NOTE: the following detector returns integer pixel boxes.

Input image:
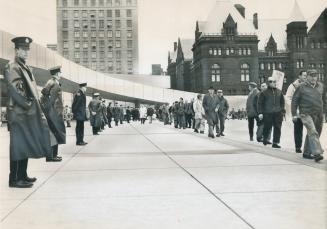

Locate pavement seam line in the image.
[129,123,256,229]
[1,136,97,223]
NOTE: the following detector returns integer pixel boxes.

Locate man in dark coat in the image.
[5,36,52,188]
[258,77,285,148]
[126,106,131,123]
[246,82,260,141]
[203,86,219,138]
[216,90,229,137]
[88,93,102,135]
[41,66,66,162]
[106,102,113,128]
[112,103,121,126]
[176,98,186,129]
[72,82,88,145]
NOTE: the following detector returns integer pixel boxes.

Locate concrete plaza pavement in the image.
[0,119,326,229]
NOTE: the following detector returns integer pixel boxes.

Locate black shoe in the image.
[46,157,62,162]
[266,141,272,145]
[314,155,323,162]
[56,155,62,159]
[200,131,204,134]
[9,180,33,188]
[250,137,254,141]
[216,134,220,137]
[295,148,302,153]
[220,133,225,136]
[208,134,215,138]
[24,176,37,183]
[272,144,281,148]
[194,129,199,133]
[303,154,314,159]
[77,142,88,146]
[257,138,263,142]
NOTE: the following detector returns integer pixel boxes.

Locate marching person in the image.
[100,99,107,131]
[63,105,72,127]
[72,82,88,145]
[119,105,124,124]
[193,94,205,134]
[246,82,260,141]
[41,66,66,162]
[176,98,186,129]
[203,86,219,138]
[286,70,307,153]
[88,93,102,135]
[126,106,131,123]
[147,105,155,124]
[106,102,113,128]
[139,105,147,124]
[172,101,179,128]
[258,77,285,148]
[185,100,193,128]
[216,90,229,137]
[5,36,52,188]
[112,103,120,126]
[291,69,326,162]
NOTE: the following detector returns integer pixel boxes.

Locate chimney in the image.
[234,4,245,18]
[253,13,258,29]
[174,42,177,51]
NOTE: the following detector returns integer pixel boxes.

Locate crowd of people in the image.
[3,36,326,189]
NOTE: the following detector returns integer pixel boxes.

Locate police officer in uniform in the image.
[5,37,52,188]
[72,82,88,145]
[88,93,102,135]
[41,66,66,162]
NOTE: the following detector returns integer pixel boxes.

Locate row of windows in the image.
[210,63,250,82]
[71,50,133,59]
[65,30,133,38]
[308,63,325,69]
[310,41,327,49]
[63,40,133,49]
[260,62,285,70]
[63,9,133,18]
[62,0,135,7]
[63,19,133,28]
[78,62,134,72]
[208,47,252,56]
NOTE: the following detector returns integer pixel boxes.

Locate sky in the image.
[0,0,326,74]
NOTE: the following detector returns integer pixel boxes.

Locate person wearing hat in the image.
[100,99,108,131]
[40,66,66,162]
[203,86,219,138]
[286,70,307,153]
[88,93,102,135]
[246,82,260,141]
[258,77,285,148]
[216,89,229,137]
[291,69,326,162]
[112,102,121,126]
[72,82,88,145]
[4,36,52,188]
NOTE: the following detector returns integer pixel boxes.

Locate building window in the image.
[115,10,120,17]
[74,41,80,48]
[209,48,213,55]
[296,59,304,68]
[106,0,112,6]
[74,10,79,18]
[63,41,69,49]
[272,63,276,70]
[238,48,242,55]
[218,48,222,55]
[107,20,113,28]
[62,31,68,39]
[91,41,96,48]
[74,0,79,6]
[127,40,132,48]
[115,0,120,6]
[91,51,97,59]
[82,11,87,18]
[128,61,133,69]
[91,62,97,70]
[82,0,88,6]
[127,30,132,38]
[226,48,230,56]
[91,31,96,37]
[108,40,113,48]
[311,42,315,49]
[230,47,234,54]
[127,20,132,27]
[63,51,68,58]
[99,40,105,47]
[99,20,104,28]
[115,40,121,48]
[116,61,121,68]
[127,50,132,58]
[247,48,251,55]
[115,20,121,28]
[241,63,250,82]
[83,51,88,58]
[100,51,105,59]
[74,31,80,38]
[126,9,132,17]
[116,50,121,59]
[82,20,88,28]
[99,31,104,38]
[83,42,88,48]
[108,51,113,58]
[91,0,96,6]
[211,64,221,82]
[99,0,104,6]
[107,10,112,17]
[91,20,96,28]
[115,30,121,38]
[82,31,88,38]
[278,63,282,69]
[74,51,80,59]
[63,20,68,28]
[242,48,247,55]
[99,10,104,17]
[267,63,271,70]
[260,63,264,70]
[63,0,68,6]
[107,30,113,38]
[108,61,113,70]
[127,0,132,5]
[317,42,321,49]
[74,20,80,28]
[63,10,68,18]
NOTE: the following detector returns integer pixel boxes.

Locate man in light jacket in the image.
[193,94,205,134]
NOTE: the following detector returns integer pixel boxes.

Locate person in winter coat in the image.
[88,93,102,135]
[147,106,155,124]
[216,90,229,137]
[106,102,113,128]
[139,105,147,124]
[112,103,121,126]
[246,82,260,141]
[193,94,205,134]
[203,86,219,138]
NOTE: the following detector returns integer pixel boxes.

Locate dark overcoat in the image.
[112,107,121,121]
[72,89,87,121]
[4,57,52,161]
[88,99,102,127]
[202,93,219,126]
[40,78,66,144]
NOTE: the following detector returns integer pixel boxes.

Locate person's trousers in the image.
[208,125,214,137]
[141,118,146,124]
[47,145,58,159]
[92,126,99,135]
[177,114,185,128]
[263,112,283,144]
[75,121,85,144]
[300,113,324,156]
[257,120,272,141]
[194,118,205,132]
[9,158,28,182]
[148,116,153,124]
[216,113,226,134]
[115,120,119,126]
[293,118,303,149]
[173,115,178,128]
[248,116,259,139]
[185,114,192,128]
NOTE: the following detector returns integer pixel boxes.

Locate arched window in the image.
[240,63,250,82]
[211,64,221,82]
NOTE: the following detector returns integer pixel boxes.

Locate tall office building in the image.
[56,0,139,74]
